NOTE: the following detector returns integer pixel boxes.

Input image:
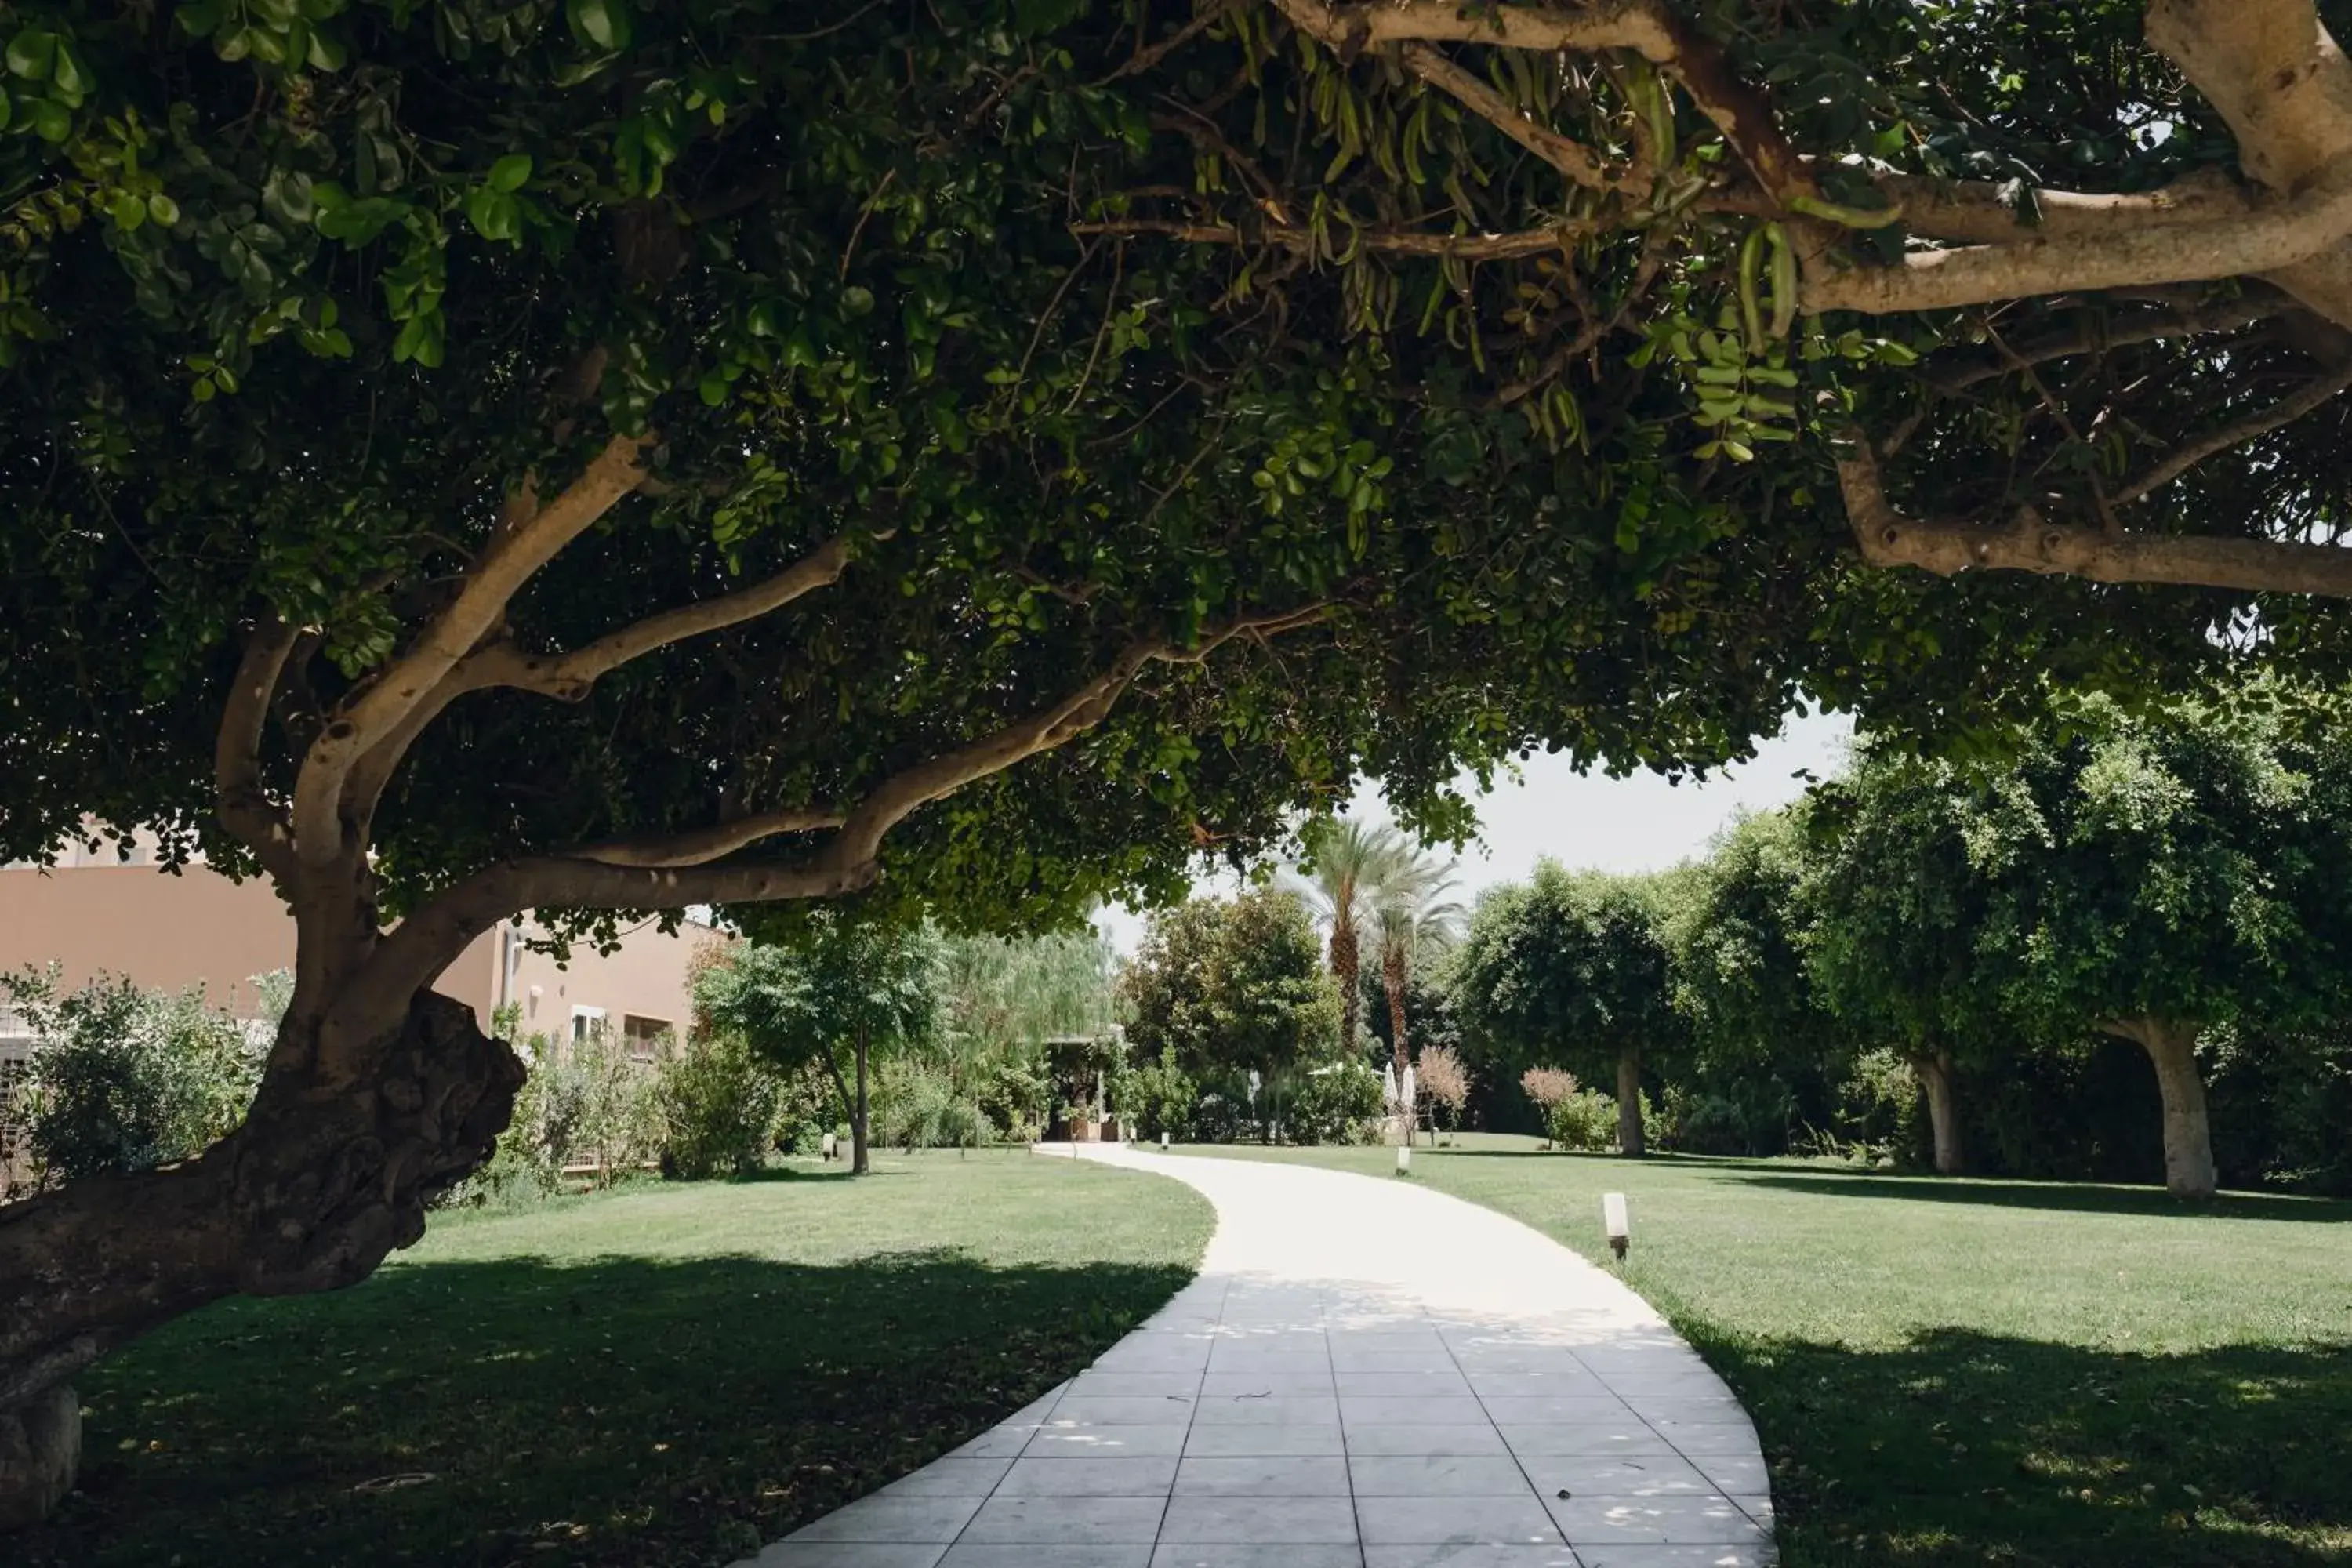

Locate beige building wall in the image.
[0,857,717,1042]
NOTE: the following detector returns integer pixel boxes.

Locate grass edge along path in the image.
[15,1148,1213,1568]
[1172,1137,2352,1568]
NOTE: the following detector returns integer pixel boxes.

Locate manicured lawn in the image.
[1179,1137,2352,1568]
[16,1149,1211,1568]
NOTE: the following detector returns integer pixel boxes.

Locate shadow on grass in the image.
[1697,1327,2352,1568]
[14,1250,1188,1568]
[1730,1171,2352,1224]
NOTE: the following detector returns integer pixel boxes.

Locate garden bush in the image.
[1544,1088,1620,1152]
[2,969,262,1186]
[1287,1059,1384,1145]
[1113,1049,1196,1142]
[653,1029,780,1179]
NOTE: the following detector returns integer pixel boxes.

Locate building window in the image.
[569,1005,606,1047]
[622,1014,670,1062]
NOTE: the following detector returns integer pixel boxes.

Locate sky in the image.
[1094,706,1854,953]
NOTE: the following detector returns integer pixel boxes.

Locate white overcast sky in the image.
[1094,705,1853,953]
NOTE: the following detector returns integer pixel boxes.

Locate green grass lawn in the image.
[1179,1136,2352,1568]
[16,1149,1211,1568]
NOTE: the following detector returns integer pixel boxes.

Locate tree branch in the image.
[1268,0,1678,58]
[572,809,848,868]
[2111,359,2352,506]
[1804,163,2352,317]
[334,531,853,847]
[213,617,301,879]
[1926,296,2285,394]
[1837,440,2352,596]
[291,433,648,864]
[1395,42,1627,193]
[354,601,1329,1014]
[1071,217,1589,260]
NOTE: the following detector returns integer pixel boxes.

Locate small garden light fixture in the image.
[1396,1144,1412,1175]
[1602,1192,1630,1260]
[1160,1131,1169,1150]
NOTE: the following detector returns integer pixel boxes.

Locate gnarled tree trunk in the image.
[1616,1046,1646,1157]
[2106,1018,2217,1200]
[0,989,521,1524]
[1909,1049,1965,1174]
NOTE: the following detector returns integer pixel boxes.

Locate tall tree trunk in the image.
[1616,1046,1646,1157]
[2110,1018,2217,1200]
[1910,1050,1965,1174]
[1382,946,1411,1138]
[852,1023,871,1176]
[1331,912,1360,1060]
[0,989,521,1524]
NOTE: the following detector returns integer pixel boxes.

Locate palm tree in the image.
[1370,849,1464,1094]
[1293,818,1407,1060]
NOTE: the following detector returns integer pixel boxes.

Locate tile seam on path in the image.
[1330,1286,1370,1568]
[1439,1302,1583,1565]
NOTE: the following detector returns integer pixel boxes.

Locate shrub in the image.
[2,969,261,1186]
[1544,1088,1618,1152]
[654,1030,781,1179]
[1115,1050,1197,1142]
[872,1058,987,1150]
[1287,1060,1384,1145]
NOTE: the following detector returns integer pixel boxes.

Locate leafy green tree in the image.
[1663,809,1856,1152]
[1,3,1842,1450]
[16,0,2352,1511]
[1119,888,1336,1134]
[1450,863,1681,1156]
[692,914,944,1175]
[1798,747,2008,1174]
[1963,695,2352,1199]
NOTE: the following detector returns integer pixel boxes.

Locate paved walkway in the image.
[740,1144,1776,1568]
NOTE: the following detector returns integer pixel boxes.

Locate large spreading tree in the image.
[12,0,2352,1526]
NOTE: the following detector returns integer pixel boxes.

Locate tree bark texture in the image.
[1616,1046,1646,1157]
[1911,1050,1966,1174]
[852,1024,871,1176]
[1330,916,1360,1061]
[0,991,520,1521]
[2111,1018,2219,1200]
[1383,949,1410,1099]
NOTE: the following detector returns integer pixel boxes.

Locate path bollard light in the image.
[1602,1192,1630,1260]
[820,1132,837,1162]
[1160,1131,1170,1150]
[1396,1144,1412,1175]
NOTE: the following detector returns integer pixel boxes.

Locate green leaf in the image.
[110,192,147,231]
[488,154,533,193]
[566,0,633,53]
[840,285,875,318]
[5,31,56,82]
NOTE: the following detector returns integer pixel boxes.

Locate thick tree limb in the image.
[1267,0,1676,58]
[1072,217,1588,260]
[1838,441,2352,596]
[1804,163,2352,317]
[572,809,848,868]
[334,532,854,843]
[214,618,302,879]
[290,434,648,864]
[2111,361,2352,506]
[355,602,1329,1014]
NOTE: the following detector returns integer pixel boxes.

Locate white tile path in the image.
[735,1143,1777,1568]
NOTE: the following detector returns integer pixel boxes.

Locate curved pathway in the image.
[741,1145,1776,1568]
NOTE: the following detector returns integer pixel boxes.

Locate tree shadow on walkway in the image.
[14,1250,1188,1568]
[1695,1325,2352,1568]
